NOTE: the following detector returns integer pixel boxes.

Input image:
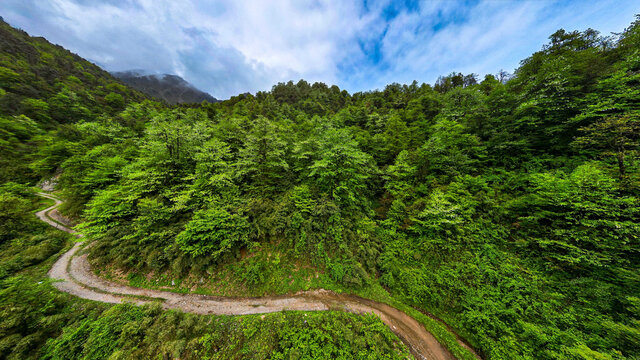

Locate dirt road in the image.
[38,192,474,360]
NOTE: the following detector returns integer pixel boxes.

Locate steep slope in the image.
[112,70,218,104]
[0,18,147,123]
[0,18,150,183]
[37,192,461,360]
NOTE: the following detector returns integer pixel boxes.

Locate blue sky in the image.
[1,0,639,99]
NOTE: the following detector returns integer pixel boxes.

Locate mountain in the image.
[0,18,148,182]
[0,18,147,124]
[112,70,218,104]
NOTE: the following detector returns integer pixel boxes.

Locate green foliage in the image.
[104,92,125,111]
[21,98,51,123]
[309,128,375,211]
[41,307,410,360]
[176,204,249,258]
[0,188,80,360]
[237,116,290,194]
[0,185,68,278]
[574,114,639,178]
[0,184,33,242]
[0,277,73,360]
[0,196,409,360]
[520,163,639,271]
[269,311,409,359]
[0,115,43,182]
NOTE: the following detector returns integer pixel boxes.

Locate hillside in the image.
[1,13,640,360]
[0,17,151,184]
[0,19,146,120]
[112,70,218,104]
[0,20,417,360]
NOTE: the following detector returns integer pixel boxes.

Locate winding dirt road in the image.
[38,192,472,360]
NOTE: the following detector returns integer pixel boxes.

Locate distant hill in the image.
[112,70,218,104]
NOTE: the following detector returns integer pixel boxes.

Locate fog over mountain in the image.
[112,70,218,104]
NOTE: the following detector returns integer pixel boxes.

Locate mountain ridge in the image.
[112,70,218,105]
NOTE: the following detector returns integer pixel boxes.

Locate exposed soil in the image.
[48,208,75,227]
[38,192,477,360]
[36,193,81,235]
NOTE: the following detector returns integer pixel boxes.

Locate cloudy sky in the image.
[1,0,638,99]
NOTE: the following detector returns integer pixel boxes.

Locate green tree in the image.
[309,129,375,211]
[574,115,640,178]
[521,163,640,272]
[417,118,484,181]
[48,88,91,123]
[20,98,51,123]
[236,116,290,194]
[176,204,249,259]
[104,92,125,111]
[0,188,32,242]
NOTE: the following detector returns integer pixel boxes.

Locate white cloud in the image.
[342,0,640,92]
[1,0,389,98]
[1,0,638,98]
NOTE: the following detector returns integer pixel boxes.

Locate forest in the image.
[1,13,639,360]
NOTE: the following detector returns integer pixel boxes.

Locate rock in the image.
[40,178,58,191]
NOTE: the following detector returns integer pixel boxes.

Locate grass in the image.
[33,192,55,212]
[94,241,342,297]
[90,240,479,360]
[4,193,415,359]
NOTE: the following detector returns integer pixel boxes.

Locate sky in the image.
[1,0,639,99]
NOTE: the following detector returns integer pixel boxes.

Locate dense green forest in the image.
[1,13,640,360]
[0,183,410,360]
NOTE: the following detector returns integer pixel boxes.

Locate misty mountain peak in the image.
[112,71,218,104]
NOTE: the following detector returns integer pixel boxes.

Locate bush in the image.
[176,205,249,259]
